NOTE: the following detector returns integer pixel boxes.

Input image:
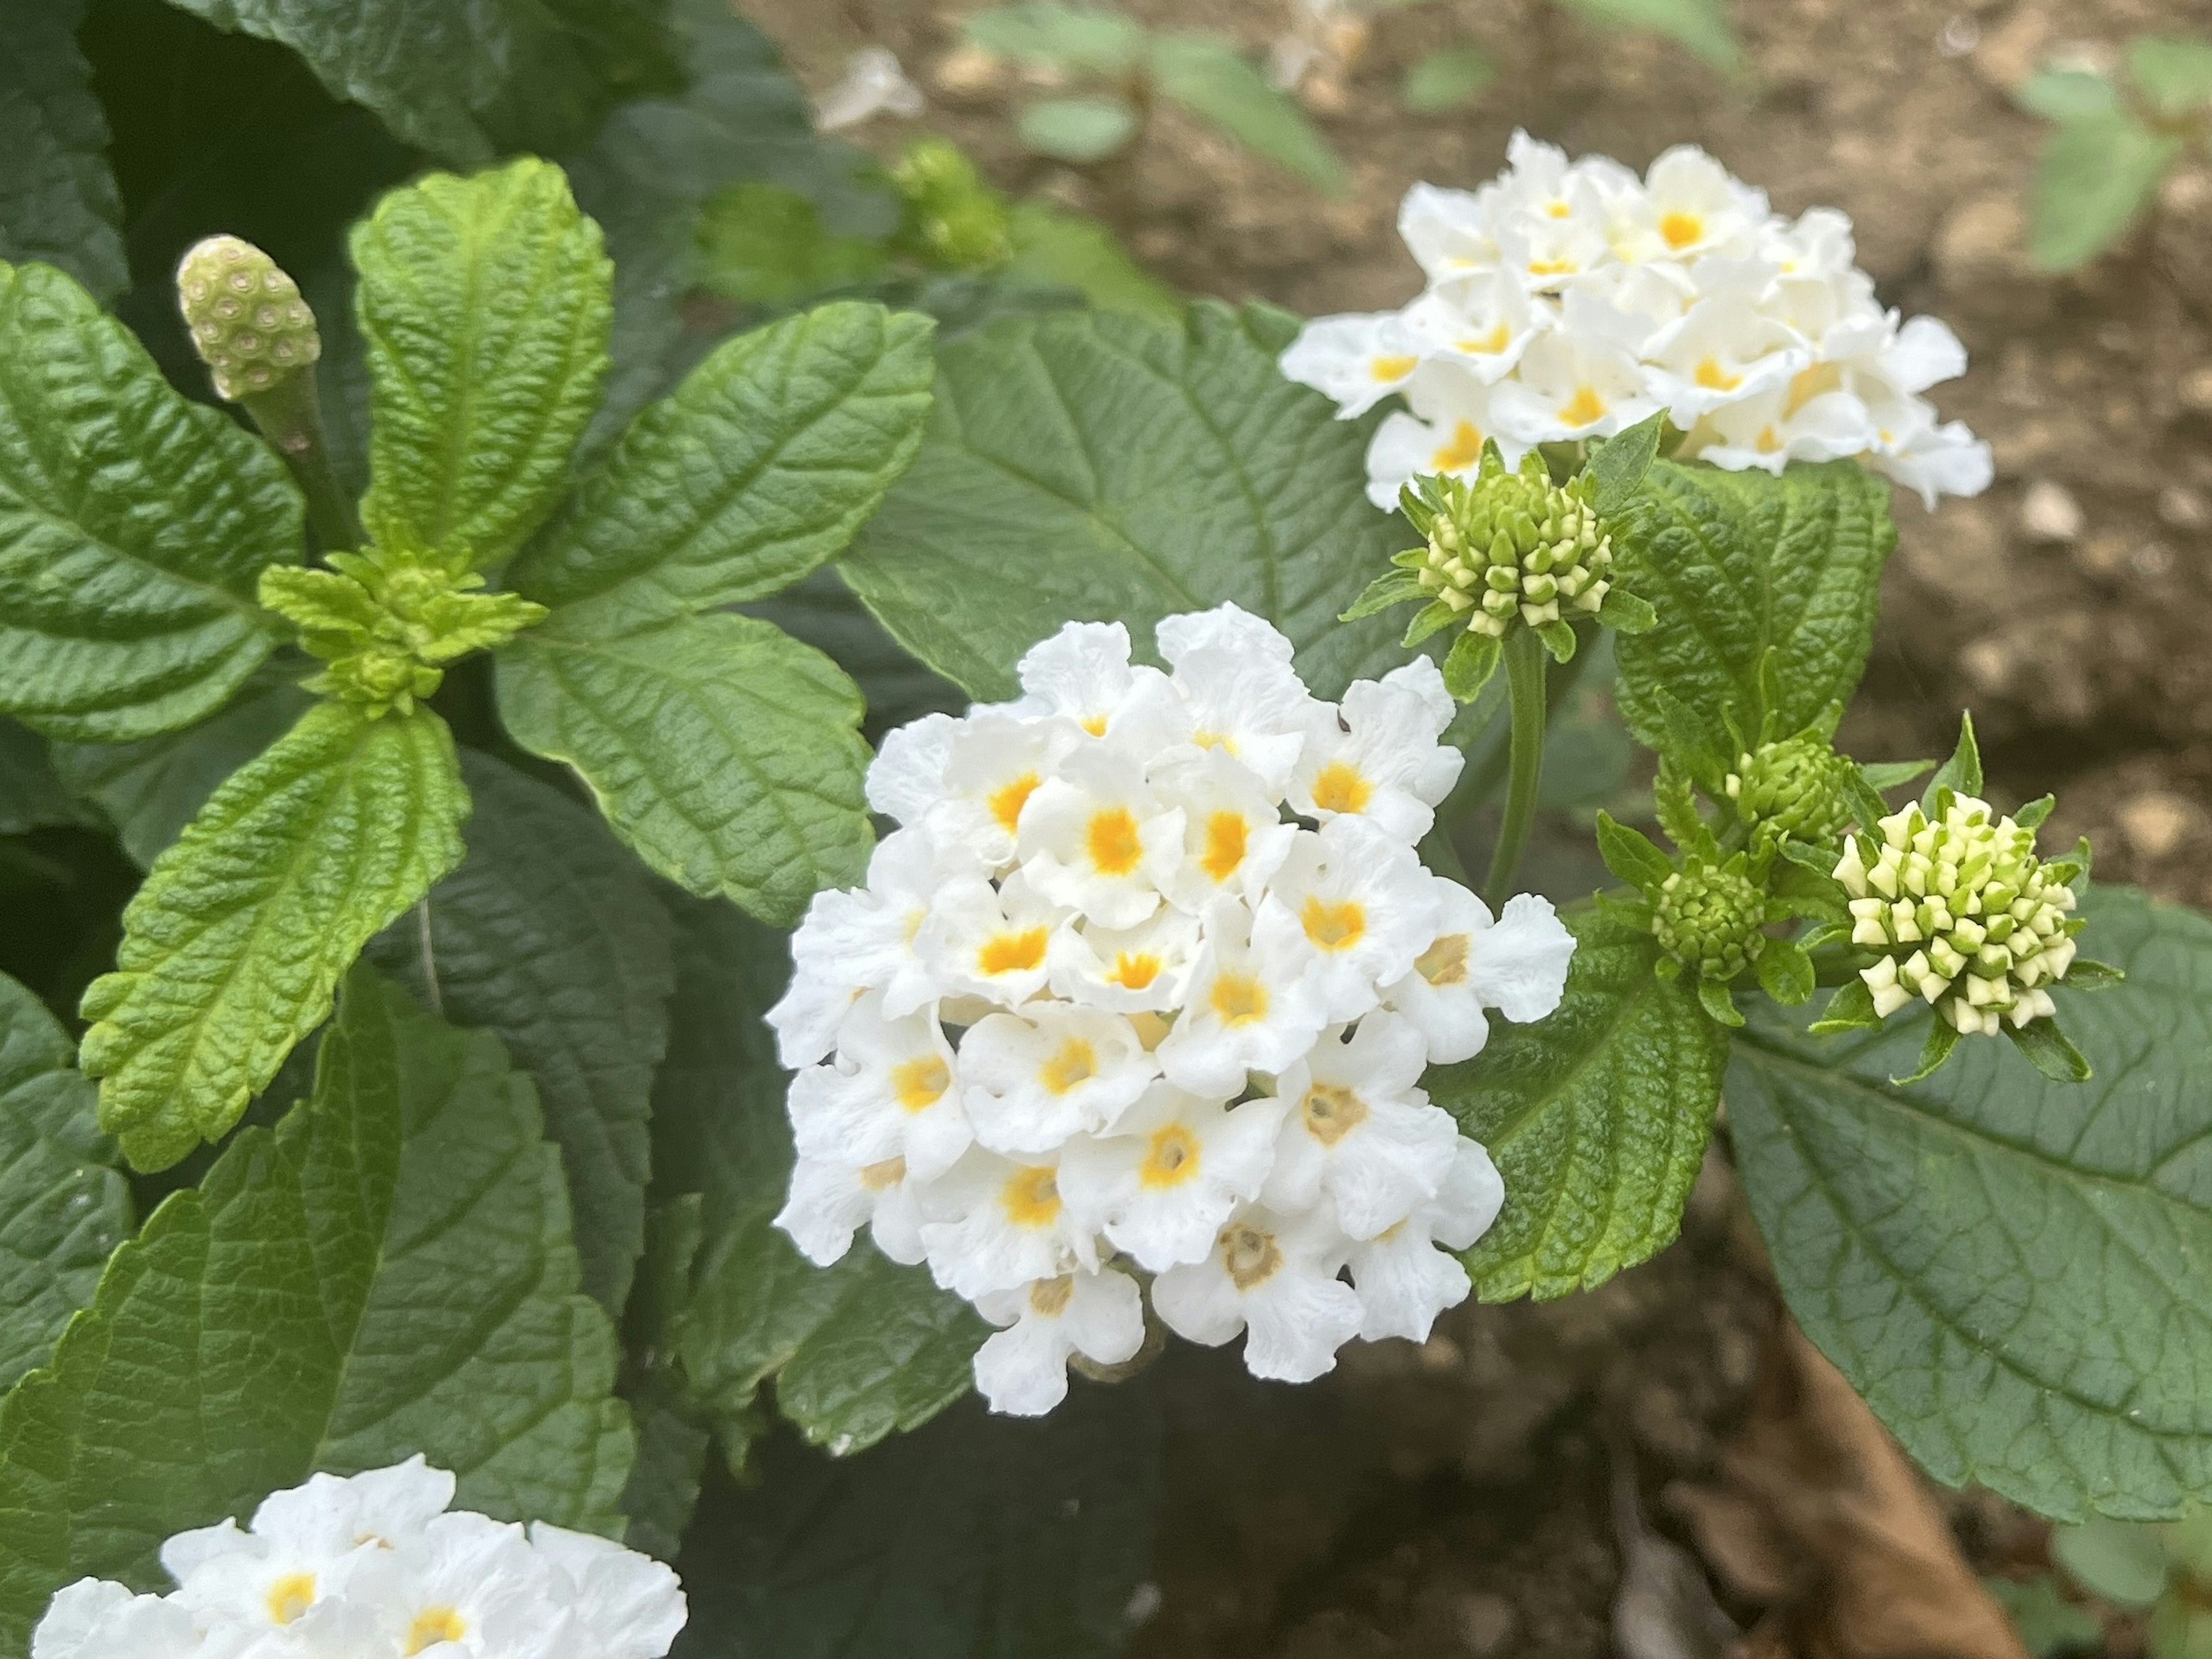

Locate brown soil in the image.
[741,2,2209,1651]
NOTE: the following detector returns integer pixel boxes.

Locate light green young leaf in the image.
[841,301,1417,702]
[161,0,681,165]
[2031,112,2179,272]
[653,897,986,1459]
[0,969,633,1652]
[1402,46,1496,113]
[2128,36,2212,118]
[0,0,127,304]
[677,1388,1160,1659]
[353,158,613,569]
[507,301,935,628]
[692,181,891,308]
[1559,0,1743,74]
[2052,1515,2170,1609]
[1610,459,1895,767]
[50,673,311,868]
[2013,67,2121,121]
[1151,32,1350,194]
[0,718,96,836]
[498,613,872,929]
[365,751,673,1313]
[0,262,301,742]
[1018,96,1141,164]
[1729,887,2212,1521]
[1426,902,1728,1299]
[1005,200,1182,324]
[77,701,469,1171]
[963,3,1147,73]
[1983,1573,2105,1658]
[0,971,129,1394]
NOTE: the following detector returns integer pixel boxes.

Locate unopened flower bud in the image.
[1408,445,1615,642]
[176,236,322,403]
[1724,735,1857,848]
[1653,855,1766,982]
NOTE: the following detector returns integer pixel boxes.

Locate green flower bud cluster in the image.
[1408,447,1612,640]
[893,139,1012,271]
[1836,795,2081,1036]
[258,544,547,718]
[1725,735,1857,848]
[176,236,321,402]
[1652,854,1767,982]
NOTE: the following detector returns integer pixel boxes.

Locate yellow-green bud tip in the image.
[176,236,321,403]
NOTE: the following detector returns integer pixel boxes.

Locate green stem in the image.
[241,367,359,552]
[1483,627,1548,908]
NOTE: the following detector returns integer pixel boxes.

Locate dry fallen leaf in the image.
[1666,1321,2034,1659]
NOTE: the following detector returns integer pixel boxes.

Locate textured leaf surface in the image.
[1427,902,1728,1299]
[840,301,1412,702]
[0,971,128,1395]
[653,899,985,1459]
[673,1387,1160,1659]
[499,613,872,929]
[353,159,613,569]
[509,302,934,627]
[161,0,681,166]
[745,567,965,739]
[0,262,300,741]
[0,0,126,304]
[50,673,310,868]
[1729,887,2212,1521]
[366,751,674,1313]
[0,719,94,836]
[1609,459,1895,759]
[0,970,633,1653]
[77,702,468,1171]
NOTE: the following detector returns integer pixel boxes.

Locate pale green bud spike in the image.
[177,236,322,402]
[1652,855,1767,982]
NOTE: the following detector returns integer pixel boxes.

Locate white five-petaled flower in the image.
[767,605,1578,1414]
[1283,130,1991,511]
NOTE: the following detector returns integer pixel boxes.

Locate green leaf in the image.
[1983,1573,2105,1657]
[1610,459,1895,766]
[2008,1017,2093,1084]
[1592,413,1666,520]
[653,897,986,1457]
[77,701,469,1171]
[1426,902,1729,1300]
[840,301,1420,702]
[744,567,965,738]
[1861,758,1934,793]
[1017,96,1140,165]
[1806,975,1882,1034]
[498,612,872,929]
[2129,36,2212,118]
[1923,709,1983,808]
[0,261,301,742]
[0,970,128,1393]
[1402,45,1496,113]
[1596,587,1658,634]
[49,672,311,868]
[353,158,613,570]
[509,302,935,628]
[1005,200,1181,324]
[365,751,674,1313]
[1343,569,1427,621]
[0,0,126,304]
[1894,1014,1961,1085]
[964,3,1148,73]
[693,181,890,308]
[161,0,682,165]
[1594,812,1673,895]
[1696,974,1744,1027]
[2052,1515,2171,1609]
[1756,937,1815,1006]
[2013,67,2122,122]
[0,718,94,836]
[1728,887,2212,1521]
[1151,32,1349,194]
[2031,112,2179,272]
[1559,0,1743,74]
[0,969,632,1650]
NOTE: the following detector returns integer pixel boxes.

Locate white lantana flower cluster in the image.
[770,605,1577,1415]
[31,1460,685,1659]
[1282,131,1993,513]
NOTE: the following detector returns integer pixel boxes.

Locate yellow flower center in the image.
[1370,353,1419,382]
[1557,385,1609,427]
[1086,806,1143,876]
[1200,810,1248,882]
[1080,713,1109,736]
[1755,425,1783,454]
[1301,896,1367,952]
[1309,760,1373,816]
[1414,933,1471,987]
[978,927,1048,976]
[1528,256,1577,276]
[988,772,1040,834]
[1002,1165,1062,1228]
[1039,1039,1097,1094]
[406,1609,467,1655]
[1140,1124,1202,1188]
[1301,1082,1370,1146]
[1192,729,1237,753]
[1785,363,1840,417]
[1108,951,1162,990]
[1459,323,1512,355]
[1222,1224,1283,1289]
[892,1054,949,1113]
[1659,210,1705,249]
[1692,355,1741,392]
[266,1574,316,1627]
[1430,420,1484,473]
[1209,972,1269,1027]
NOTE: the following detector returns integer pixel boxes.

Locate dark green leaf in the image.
[1806,975,1882,1034]
[0,718,95,836]
[2030,112,2178,272]
[963,3,1147,73]
[1340,569,1426,621]
[1923,710,1983,808]
[1729,887,2212,1520]
[1893,1015,1961,1085]
[0,969,128,1393]
[2065,958,2128,990]
[744,567,965,740]
[1017,96,1140,165]
[365,751,675,1312]
[1596,810,1673,894]
[1401,45,1496,113]
[1151,32,1349,194]
[1756,937,1815,1006]
[1427,902,1728,1299]
[1611,459,1895,766]
[77,702,469,1170]
[0,262,300,741]
[2007,1017,2092,1083]
[842,301,1420,701]
[0,0,126,304]
[0,969,632,1652]
[352,158,613,569]
[1983,1571,2106,1657]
